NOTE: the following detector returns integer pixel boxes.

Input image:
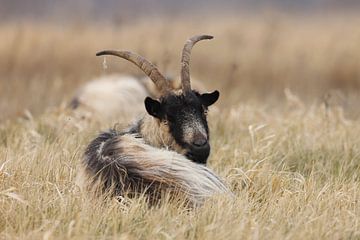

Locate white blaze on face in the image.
[182,111,207,144]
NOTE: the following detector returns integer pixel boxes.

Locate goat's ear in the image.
[200,90,219,107]
[145,97,163,119]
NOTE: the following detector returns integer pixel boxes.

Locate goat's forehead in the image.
[166,101,202,117]
[161,91,201,108]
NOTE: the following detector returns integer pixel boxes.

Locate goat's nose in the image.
[192,136,208,147]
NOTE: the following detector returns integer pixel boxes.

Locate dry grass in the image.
[1,14,360,239]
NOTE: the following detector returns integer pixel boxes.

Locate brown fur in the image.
[139,114,187,156]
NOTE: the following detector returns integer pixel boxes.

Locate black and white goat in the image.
[80,35,230,206]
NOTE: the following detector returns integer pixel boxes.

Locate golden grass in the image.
[1,101,359,239]
[1,14,360,239]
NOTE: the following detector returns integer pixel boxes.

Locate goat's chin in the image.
[186,150,209,165]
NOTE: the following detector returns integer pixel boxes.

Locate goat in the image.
[80,35,230,206]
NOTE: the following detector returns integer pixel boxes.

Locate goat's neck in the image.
[138,115,174,149]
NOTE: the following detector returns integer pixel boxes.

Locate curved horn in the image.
[96,50,170,94]
[181,35,214,93]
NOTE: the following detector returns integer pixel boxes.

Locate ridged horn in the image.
[181,35,214,94]
[96,50,170,94]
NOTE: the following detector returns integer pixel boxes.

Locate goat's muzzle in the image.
[186,136,210,164]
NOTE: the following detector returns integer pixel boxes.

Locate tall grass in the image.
[1,14,360,239]
[1,100,359,239]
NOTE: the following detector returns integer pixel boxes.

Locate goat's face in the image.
[145,90,219,164]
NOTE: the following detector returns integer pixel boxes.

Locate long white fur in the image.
[82,133,230,206]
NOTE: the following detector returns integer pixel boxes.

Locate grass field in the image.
[1,14,360,239]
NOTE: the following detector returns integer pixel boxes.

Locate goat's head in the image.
[96,35,219,164]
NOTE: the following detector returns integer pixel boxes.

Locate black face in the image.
[144,90,219,164]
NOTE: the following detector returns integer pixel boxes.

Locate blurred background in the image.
[1,0,360,121]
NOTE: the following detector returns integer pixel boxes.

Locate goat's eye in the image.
[203,107,208,116]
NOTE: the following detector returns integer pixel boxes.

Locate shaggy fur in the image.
[82,128,230,206]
